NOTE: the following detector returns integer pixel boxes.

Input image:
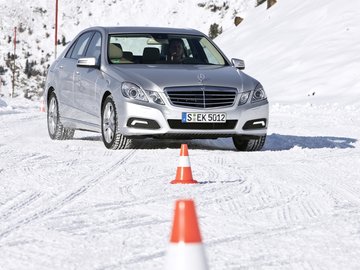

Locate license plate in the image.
[181,112,227,123]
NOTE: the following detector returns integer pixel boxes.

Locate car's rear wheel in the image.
[47,92,75,140]
[233,135,266,151]
[101,96,132,149]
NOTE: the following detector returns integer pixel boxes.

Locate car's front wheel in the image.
[233,135,266,151]
[101,96,132,149]
[47,92,75,140]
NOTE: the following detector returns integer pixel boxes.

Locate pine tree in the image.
[25,59,30,78]
[208,23,223,39]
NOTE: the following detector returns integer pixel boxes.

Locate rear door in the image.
[62,31,93,122]
[56,45,77,119]
[74,32,102,126]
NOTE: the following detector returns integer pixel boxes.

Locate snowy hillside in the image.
[216,0,360,105]
[0,0,256,98]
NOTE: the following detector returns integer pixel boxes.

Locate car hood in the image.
[105,65,258,93]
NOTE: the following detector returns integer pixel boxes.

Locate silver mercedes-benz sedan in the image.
[45,26,269,151]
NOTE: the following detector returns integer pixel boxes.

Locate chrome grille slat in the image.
[170,94,204,96]
[165,86,237,108]
[204,98,235,101]
[203,101,234,105]
[169,95,204,98]
[172,101,204,105]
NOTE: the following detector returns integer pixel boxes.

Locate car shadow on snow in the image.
[74,133,357,151]
[264,133,357,151]
[133,138,238,151]
[74,135,237,151]
[74,135,102,141]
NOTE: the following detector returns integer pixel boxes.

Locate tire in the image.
[101,96,132,149]
[62,128,75,140]
[233,135,266,151]
[47,92,75,140]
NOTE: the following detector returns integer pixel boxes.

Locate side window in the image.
[85,32,102,61]
[65,43,76,58]
[70,32,93,60]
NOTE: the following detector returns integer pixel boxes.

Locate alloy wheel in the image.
[102,102,115,143]
[48,97,58,135]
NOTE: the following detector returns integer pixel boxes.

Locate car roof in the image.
[83,26,205,36]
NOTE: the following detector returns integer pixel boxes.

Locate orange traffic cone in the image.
[171,144,197,184]
[164,199,208,270]
[40,96,45,112]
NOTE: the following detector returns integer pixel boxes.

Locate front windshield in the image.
[108,33,227,65]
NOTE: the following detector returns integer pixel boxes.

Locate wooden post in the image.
[55,0,59,58]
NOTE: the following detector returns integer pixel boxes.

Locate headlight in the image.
[145,90,165,105]
[121,82,148,102]
[252,83,267,103]
[238,91,251,105]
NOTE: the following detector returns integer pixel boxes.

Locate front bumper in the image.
[116,98,269,138]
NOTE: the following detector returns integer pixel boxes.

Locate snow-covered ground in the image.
[1,0,360,269]
[0,98,359,269]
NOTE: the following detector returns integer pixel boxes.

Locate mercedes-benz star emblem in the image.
[197,73,206,83]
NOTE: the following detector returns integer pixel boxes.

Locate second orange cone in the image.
[164,199,208,270]
[171,144,198,184]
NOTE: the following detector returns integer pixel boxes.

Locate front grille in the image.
[168,120,237,130]
[165,86,237,108]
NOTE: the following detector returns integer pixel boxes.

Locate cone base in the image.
[171,179,198,184]
[165,243,208,270]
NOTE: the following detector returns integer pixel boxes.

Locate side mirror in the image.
[77,57,98,68]
[231,58,245,70]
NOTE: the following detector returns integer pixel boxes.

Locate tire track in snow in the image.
[207,225,303,248]
[0,191,43,222]
[190,150,325,232]
[302,200,321,219]
[88,149,235,212]
[276,197,327,226]
[0,147,139,241]
[282,160,360,226]
[210,173,316,228]
[218,155,338,227]
[272,166,337,226]
[0,150,72,185]
[0,113,44,143]
[49,211,168,237]
[54,148,251,238]
[41,145,246,248]
[98,251,165,270]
